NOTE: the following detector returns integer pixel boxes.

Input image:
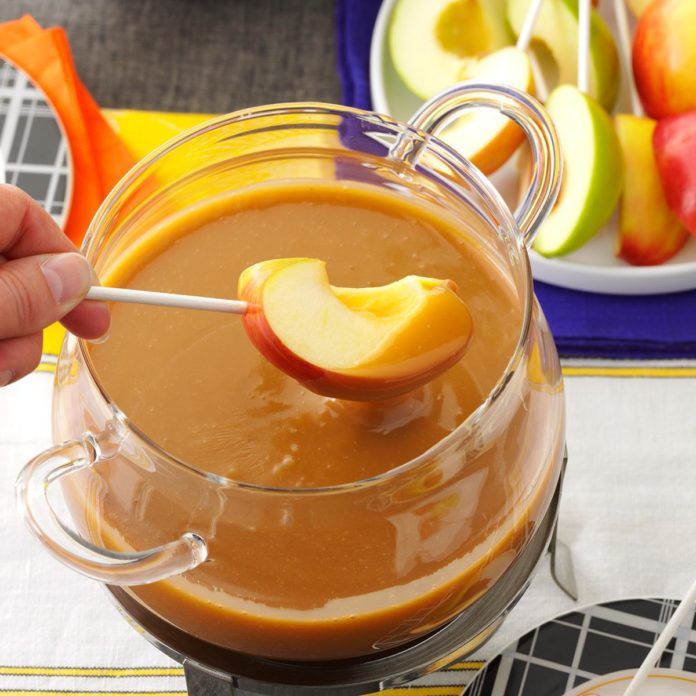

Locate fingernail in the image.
[88,329,111,345]
[0,370,14,387]
[41,253,92,311]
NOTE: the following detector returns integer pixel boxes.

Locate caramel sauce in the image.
[77,182,562,660]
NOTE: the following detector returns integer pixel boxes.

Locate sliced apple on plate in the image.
[626,0,654,16]
[438,47,534,175]
[632,0,696,119]
[532,85,623,257]
[653,111,696,237]
[238,258,473,401]
[389,0,513,100]
[614,114,689,265]
[506,0,620,110]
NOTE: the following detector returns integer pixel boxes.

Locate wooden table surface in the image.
[0,0,341,112]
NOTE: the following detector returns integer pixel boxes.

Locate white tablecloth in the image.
[1,358,695,694]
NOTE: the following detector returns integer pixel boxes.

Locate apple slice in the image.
[532,86,623,257]
[653,111,696,237]
[615,115,688,265]
[626,0,654,15]
[238,258,473,401]
[389,0,513,100]
[507,0,620,110]
[632,0,696,119]
[439,47,534,175]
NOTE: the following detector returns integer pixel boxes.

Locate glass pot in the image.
[17,84,565,663]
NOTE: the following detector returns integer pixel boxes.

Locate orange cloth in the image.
[0,15,135,244]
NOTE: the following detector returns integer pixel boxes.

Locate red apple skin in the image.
[238,264,471,402]
[238,258,322,381]
[619,230,688,266]
[653,111,696,236]
[615,114,689,265]
[632,0,696,118]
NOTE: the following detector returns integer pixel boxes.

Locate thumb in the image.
[0,252,92,339]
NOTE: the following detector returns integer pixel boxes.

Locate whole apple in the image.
[633,0,696,118]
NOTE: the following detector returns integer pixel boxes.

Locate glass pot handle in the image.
[15,436,207,585]
[402,82,561,244]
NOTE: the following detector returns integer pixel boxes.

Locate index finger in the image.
[0,184,77,259]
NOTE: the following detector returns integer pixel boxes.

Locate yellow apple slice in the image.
[440,47,534,175]
[615,114,688,265]
[238,258,473,401]
[626,0,653,15]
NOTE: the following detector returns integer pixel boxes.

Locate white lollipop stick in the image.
[516,0,545,51]
[623,576,696,696]
[515,0,550,99]
[613,0,643,115]
[529,54,550,101]
[86,286,248,314]
[577,0,591,94]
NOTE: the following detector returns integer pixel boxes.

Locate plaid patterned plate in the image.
[464,598,696,695]
[564,668,696,694]
[0,56,72,227]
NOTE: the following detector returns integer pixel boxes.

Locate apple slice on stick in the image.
[610,0,689,264]
[389,0,546,175]
[506,0,620,110]
[633,0,696,119]
[238,258,473,402]
[531,0,623,257]
[515,0,549,98]
[615,115,689,264]
[437,0,547,175]
[439,46,534,175]
[89,258,474,402]
[630,0,696,235]
[389,0,514,101]
[625,0,652,15]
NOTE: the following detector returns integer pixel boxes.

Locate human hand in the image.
[0,184,110,387]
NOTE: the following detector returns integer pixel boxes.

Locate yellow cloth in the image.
[102,109,216,161]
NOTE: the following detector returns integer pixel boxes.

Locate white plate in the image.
[564,668,696,695]
[370,0,696,295]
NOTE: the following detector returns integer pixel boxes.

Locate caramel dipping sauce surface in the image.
[65,182,564,660]
[92,184,520,488]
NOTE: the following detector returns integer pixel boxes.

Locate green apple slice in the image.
[532,85,623,257]
[389,0,513,100]
[506,0,619,110]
